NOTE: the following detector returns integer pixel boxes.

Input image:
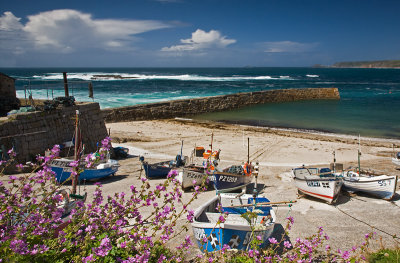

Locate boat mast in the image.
[247,137,250,164]
[72,110,80,194]
[332,150,336,173]
[210,132,213,152]
[357,134,361,174]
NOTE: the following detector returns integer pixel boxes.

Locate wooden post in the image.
[63,72,69,97]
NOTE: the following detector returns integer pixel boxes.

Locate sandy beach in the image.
[75,119,400,254]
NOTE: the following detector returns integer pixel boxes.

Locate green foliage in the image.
[368,248,400,263]
[227,255,255,263]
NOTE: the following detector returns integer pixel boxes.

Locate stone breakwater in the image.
[0,102,108,163]
[102,87,340,123]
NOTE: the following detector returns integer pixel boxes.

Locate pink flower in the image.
[69,160,79,168]
[218,215,225,223]
[268,237,278,244]
[82,254,95,262]
[187,210,195,222]
[284,240,292,248]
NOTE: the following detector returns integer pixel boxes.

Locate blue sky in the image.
[1,0,399,67]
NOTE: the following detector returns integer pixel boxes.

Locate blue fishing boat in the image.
[140,141,186,179]
[209,164,253,193]
[140,158,184,179]
[191,193,276,252]
[140,154,186,179]
[49,110,119,183]
[50,158,119,183]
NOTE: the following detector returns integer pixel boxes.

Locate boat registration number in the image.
[219,175,237,183]
[186,172,203,179]
[307,181,320,187]
[378,180,390,186]
[62,167,71,172]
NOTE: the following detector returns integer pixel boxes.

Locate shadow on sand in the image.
[59,173,130,186]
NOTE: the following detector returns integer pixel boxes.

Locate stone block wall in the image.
[0,102,108,163]
[102,87,340,123]
[0,72,20,116]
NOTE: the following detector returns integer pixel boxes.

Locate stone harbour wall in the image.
[102,87,340,123]
[0,102,108,163]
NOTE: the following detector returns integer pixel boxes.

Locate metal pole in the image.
[247,137,250,163]
[72,110,80,194]
[63,72,69,97]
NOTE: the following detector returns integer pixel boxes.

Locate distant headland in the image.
[314,60,400,68]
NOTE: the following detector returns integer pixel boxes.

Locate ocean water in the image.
[1,67,399,139]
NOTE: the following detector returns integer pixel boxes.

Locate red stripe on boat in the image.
[298,188,334,199]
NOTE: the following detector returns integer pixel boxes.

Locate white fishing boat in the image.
[336,170,398,200]
[177,164,209,189]
[392,152,400,166]
[335,141,398,200]
[292,167,343,204]
[191,193,277,252]
[177,136,220,190]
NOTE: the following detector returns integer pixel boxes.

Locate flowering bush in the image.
[0,138,202,262]
[0,138,389,262]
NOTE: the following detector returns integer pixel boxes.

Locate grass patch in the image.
[368,248,400,262]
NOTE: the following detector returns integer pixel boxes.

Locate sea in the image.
[1,67,399,140]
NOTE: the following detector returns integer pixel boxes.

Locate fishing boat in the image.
[140,156,186,179]
[392,152,400,166]
[177,164,209,189]
[292,166,343,204]
[209,164,253,193]
[209,137,255,193]
[336,170,398,200]
[177,145,220,190]
[140,141,187,179]
[50,157,119,183]
[191,193,277,252]
[334,140,398,200]
[49,110,119,183]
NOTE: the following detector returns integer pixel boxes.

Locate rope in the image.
[334,205,400,243]
[390,201,400,208]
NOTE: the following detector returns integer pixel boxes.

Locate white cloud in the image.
[263,41,318,53]
[0,11,23,30]
[161,29,236,52]
[0,12,29,55]
[0,10,171,54]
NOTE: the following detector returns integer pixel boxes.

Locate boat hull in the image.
[294,177,343,204]
[392,157,400,166]
[141,161,172,179]
[209,172,252,193]
[191,194,276,252]
[178,165,208,189]
[192,225,274,252]
[342,174,398,200]
[51,160,119,183]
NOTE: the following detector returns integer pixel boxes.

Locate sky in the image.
[1,0,399,67]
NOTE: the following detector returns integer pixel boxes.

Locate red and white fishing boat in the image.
[292,167,343,204]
